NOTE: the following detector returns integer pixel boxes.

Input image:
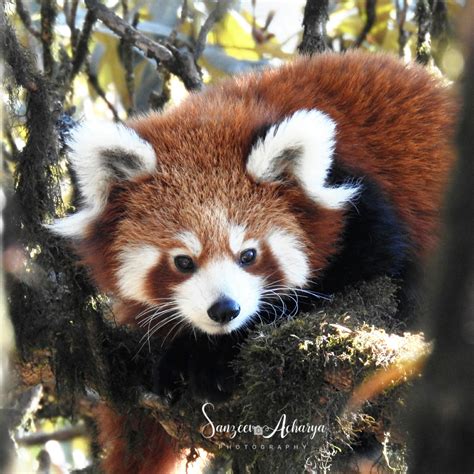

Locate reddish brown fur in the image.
[78,51,456,473]
[80,52,456,312]
[96,404,181,474]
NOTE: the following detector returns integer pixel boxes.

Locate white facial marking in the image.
[176,231,202,256]
[229,224,246,254]
[116,245,161,303]
[267,229,309,287]
[174,259,263,335]
[48,120,157,238]
[247,109,359,209]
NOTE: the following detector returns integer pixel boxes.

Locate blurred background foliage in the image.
[1,0,468,472]
[4,0,465,130]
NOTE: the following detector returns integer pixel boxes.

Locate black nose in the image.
[207,297,241,324]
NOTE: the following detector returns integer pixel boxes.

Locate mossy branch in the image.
[12,278,425,472]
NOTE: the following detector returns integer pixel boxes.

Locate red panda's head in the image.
[50,101,358,336]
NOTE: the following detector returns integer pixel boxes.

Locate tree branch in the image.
[40,0,57,77]
[298,0,329,54]
[15,0,41,39]
[2,385,44,449]
[84,0,202,90]
[431,0,449,38]
[64,0,80,51]
[70,9,97,80]
[353,0,376,48]
[409,16,474,471]
[2,14,40,93]
[415,0,432,65]
[86,61,122,122]
[119,0,136,115]
[396,0,409,58]
[16,425,88,446]
[194,0,232,61]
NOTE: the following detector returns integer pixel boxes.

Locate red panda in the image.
[50,51,456,473]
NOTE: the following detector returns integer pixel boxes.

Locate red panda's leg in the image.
[95,404,181,474]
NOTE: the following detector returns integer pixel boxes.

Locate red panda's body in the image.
[52,52,457,473]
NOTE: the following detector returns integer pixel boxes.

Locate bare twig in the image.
[415,0,432,65]
[86,61,122,122]
[169,0,188,43]
[15,0,41,39]
[16,424,88,446]
[84,0,173,62]
[85,0,202,90]
[396,0,409,58]
[149,69,171,111]
[353,0,376,48]
[65,0,81,52]
[181,0,189,23]
[3,385,44,431]
[298,0,329,54]
[40,0,57,77]
[194,0,233,61]
[119,0,135,115]
[71,9,97,80]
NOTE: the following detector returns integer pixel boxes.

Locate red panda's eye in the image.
[239,248,257,266]
[174,255,195,273]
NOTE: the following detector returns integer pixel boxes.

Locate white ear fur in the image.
[48,120,157,238]
[247,109,359,209]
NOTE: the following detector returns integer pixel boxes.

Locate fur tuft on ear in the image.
[247,109,359,209]
[48,120,157,238]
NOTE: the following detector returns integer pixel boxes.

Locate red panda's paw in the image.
[152,346,186,406]
[187,348,237,402]
[152,334,240,404]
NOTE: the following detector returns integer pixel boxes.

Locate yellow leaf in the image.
[94,32,130,110]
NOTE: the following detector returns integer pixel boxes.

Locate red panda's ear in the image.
[246,109,359,209]
[48,121,157,238]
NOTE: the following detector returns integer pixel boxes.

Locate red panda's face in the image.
[106,159,312,335]
[50,107,357,335]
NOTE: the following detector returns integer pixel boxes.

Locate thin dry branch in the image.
[3,385,44,432]
[71,9,97,80]
[84,0,172,61]
[15,425,88,446]
[85,0,202,90]
[354,0,377,48]
[396,0,409,58]
[64,0,80,50]
[194,0,233,61]
[85,61,121,122]
[15,0,41,39]
[40,0,57,77]
[119,0,136,115]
